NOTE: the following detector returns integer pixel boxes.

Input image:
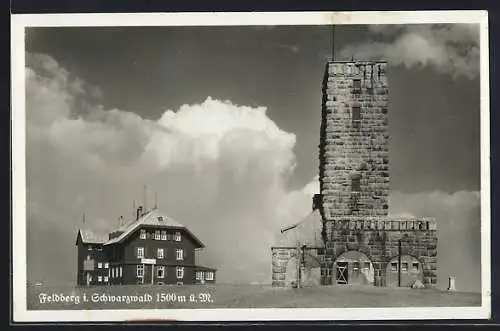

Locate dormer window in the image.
[174,231,182,242]
[157,216,164,222]
[140,229,146,239]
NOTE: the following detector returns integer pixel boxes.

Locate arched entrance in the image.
[334,251,374,286]
[385,254,423,287]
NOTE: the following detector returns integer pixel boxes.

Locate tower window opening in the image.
[351,176,361,192]
[353,79,361,94]
[352,106,361,129]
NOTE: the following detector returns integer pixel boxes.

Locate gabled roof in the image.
[104,209,205,248]
[274,209,324,248]
[76,229,109,245]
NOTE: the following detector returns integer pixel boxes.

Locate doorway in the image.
[336,261,348,284]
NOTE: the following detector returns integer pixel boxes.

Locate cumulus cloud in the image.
[26,53,296,285]
[339,24,480,79]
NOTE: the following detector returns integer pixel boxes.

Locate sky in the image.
[24,23,483,292]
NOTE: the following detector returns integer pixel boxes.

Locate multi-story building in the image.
[76,206,216,286]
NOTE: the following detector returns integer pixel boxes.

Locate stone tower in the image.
[272,60,437,289]
[319,61,390,219]
[315,60,438,288]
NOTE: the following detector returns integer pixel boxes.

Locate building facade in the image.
[76,207,216,286]
[272,60,438,288]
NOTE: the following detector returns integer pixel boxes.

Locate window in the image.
[196,271,203,280]
[352,176,361,192]
[363,262,370,270]
[119,266,123,277]
[137,264,144,277]
[88,275,93,282]
[391,262,398,272]
[401,262,408,272]
[352,106,361,128]
[104,262,109,269]
[111,268,115,278]
[104,276,109,282]
[136,247,144,259]
[154,230,161,240]
[158,216,164,222]
[88,245,93,251]
[412,262,419,272]
[157,248,164,259]
[97,262,102,269]
[206,272,214,281]
[353,79,361,93]
[174,231,182,242]
[176,267,184,279]
[352,262,360,271]
[176,249,184,261]
[156,266,165,279]
[98,276,102,282]
[161,230,167,240]
[140,229,146,239]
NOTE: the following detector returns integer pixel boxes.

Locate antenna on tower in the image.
[331,24,335,61]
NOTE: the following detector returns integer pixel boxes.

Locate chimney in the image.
[137,206,144,220]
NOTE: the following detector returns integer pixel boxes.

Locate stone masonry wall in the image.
[319,61,390,219]
[271,247,299,287]
[318,217,438,287]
